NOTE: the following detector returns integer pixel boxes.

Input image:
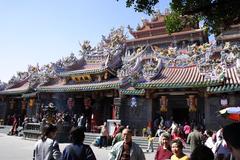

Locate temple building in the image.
[36,27,127,128]
[0,14,240,131]
[126,12,208,48]
[115,13,240,130]
[216,24,240,45]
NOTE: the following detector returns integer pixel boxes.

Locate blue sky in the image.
[0,0,171,82]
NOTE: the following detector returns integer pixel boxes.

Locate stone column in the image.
[204,93,210,129]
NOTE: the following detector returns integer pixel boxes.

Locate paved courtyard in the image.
[0,133,155,160]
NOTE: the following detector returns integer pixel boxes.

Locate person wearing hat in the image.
[62,127,96,160]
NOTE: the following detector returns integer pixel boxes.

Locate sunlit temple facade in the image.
[0,13,240,131]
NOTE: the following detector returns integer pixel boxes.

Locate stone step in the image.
[83,132,190,153]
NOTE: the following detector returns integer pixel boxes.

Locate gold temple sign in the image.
[71,75,92,82]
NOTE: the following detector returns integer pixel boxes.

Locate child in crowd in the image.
[146,134,154,152]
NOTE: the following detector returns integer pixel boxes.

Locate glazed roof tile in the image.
[0,82,30,95]
[136,66,221,89]
[120,87,145,95]
[59,65,107,77]
[127,29,205,43]
[207,66,240,93]
[37,79,121,92]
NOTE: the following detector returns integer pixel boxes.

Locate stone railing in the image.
[23,122,72,142]
[23,123,41,140]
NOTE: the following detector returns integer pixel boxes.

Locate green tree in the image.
[117,0,240,35]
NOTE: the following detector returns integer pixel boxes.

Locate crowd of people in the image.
[6,104,240,160]
[31,119,240,160]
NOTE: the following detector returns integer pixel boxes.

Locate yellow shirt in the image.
[171,154,190,160]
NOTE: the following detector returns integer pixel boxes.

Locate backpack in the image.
[69,144,86,160]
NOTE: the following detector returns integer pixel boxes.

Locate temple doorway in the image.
[168,95,189,124]
[172,108,189,124]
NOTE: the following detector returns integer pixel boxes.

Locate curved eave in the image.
[37,82,121,93]
[126,29,206,44]
[135,81,221,89]
[0,88,30,95]
[22,92,38,98]
[207,84,240,94]
[59,67,107,77]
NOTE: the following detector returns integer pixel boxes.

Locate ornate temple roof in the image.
[1,20,240,97]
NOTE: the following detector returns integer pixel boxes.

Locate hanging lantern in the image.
[187,95,197,112]
[160,96,168,112]
[130,97,137,108]
[29,98,35,108]
[67,97,75,110]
